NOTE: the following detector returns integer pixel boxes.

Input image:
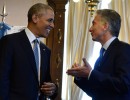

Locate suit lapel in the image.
[101,38,119,66]
[40,43,48,83]
[94,38,119,69]
[18,30,38,82]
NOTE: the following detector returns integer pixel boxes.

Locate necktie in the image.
[33,39,39,73]
[100,47,105,58]
[99,47,105,65]
[94,48,105,69]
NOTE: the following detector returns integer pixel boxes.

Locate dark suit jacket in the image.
[75,38,130,100]
[0,30,53,100]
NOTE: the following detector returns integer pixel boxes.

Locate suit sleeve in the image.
[47,50,58,99]
[45,48,51,82]
[74,44,130,97]
[0,36,13,100]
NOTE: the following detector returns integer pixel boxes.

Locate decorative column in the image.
[47,0,68,100]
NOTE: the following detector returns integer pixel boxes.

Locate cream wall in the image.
[0,0,47,26]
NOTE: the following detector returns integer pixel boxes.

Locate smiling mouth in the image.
[46,29,50,33]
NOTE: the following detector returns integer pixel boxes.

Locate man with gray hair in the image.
[67,9,130,100]
[0,3,57,100]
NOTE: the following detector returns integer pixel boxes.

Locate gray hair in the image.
[96,9,121,37]
[27,3,54,22]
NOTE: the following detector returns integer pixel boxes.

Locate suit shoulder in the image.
[119,41,130,48]
[116,40,130,54]
[0,30,26,47]
[0,30,25,40]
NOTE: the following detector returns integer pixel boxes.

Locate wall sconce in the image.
[85,0,100,16]
[0,4,8,23]
[73,0,100,16]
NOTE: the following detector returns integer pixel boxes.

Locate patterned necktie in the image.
[33,39,39,73]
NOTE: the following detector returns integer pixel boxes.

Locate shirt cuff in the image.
[88,69,93,80]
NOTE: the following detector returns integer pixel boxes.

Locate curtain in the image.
[111,0,130,43]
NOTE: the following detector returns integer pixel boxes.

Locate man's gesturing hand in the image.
[66,58,92,78]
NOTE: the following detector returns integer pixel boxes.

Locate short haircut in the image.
[27,3,54,22]
[96,9,121,37]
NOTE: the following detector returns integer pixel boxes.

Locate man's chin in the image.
[92,38,96,41]
[41,32,50,38]
[44,33,49,38]
[92,38,99,42]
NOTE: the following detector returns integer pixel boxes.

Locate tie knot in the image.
[100,47,105,55]
[33,39,39,44]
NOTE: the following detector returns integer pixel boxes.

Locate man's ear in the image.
[103,22,109,31]
[32,14,39,23]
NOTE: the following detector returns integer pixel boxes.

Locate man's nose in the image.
[50,22,54,28]
[89,26,93,32]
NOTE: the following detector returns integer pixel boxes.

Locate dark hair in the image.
[96,9,121,37]
[27,3,53,22]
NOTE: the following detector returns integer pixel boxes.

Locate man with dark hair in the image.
[0,3,57,100]
[67,9,130,100]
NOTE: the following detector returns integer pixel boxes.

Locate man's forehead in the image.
[92,16,97,23]
[45,9,54,13]
[42,9,54,16]
[94,15,102,21]
[39,9,54,18]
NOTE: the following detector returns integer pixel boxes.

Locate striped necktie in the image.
[33,39,39,73]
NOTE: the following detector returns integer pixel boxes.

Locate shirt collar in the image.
[103,36,116,50]
[25,28,40,44]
